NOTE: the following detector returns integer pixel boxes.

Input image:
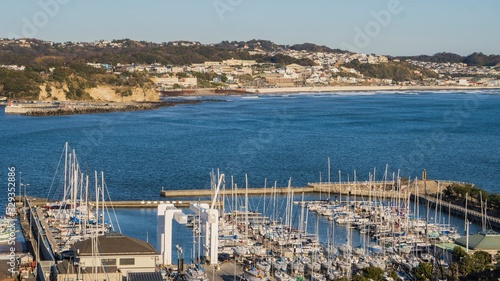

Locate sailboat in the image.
[185,264,209,281]
[242,267,267,281]
[42,143,119,256]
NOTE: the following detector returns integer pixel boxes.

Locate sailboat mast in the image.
[85,174,89,231]
[465,192,468,234]
[63,142,68,202]
[101,171,105,233]
[263,178,267,218]
[327,157,331,200]
[245,174,249,242]
[338,170,342,204]
[480,191,485,232]
[95,170,99,233]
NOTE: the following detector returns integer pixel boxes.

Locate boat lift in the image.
[157,173,223,266]
[157,203,188,265]
[189,173,224,265]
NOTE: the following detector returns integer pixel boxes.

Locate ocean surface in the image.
[1,90,499,255]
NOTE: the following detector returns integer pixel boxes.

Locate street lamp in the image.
[21,183,30,202]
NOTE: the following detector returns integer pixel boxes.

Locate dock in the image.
[160,179,456,198]
[101,200,216,208]
[418,194,500,230]
[14,197,216,209]
[160,186,315,197]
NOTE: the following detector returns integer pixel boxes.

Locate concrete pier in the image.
[418,194,500,230]
[160,186,315,197]
[160,179,456,198]
[14,197,216,209]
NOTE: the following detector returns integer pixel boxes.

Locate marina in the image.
[7,163,500,281]
[2,92,500,281]
[3,142,500,281]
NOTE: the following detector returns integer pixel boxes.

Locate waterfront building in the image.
[51,233,160,281]
[455,230,500,255]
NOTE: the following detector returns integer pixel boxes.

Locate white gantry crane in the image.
[189,173,224,265]
[157,203,188,265]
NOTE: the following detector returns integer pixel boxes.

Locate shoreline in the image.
[249,85,500,94]
[161,85,500,97]
[4,85,498,116]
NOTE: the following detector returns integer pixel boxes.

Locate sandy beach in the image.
[159,85,500,97]
[245,85,500,94]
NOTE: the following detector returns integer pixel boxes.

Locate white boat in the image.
[355,261,370,270]
[352,246,365,256]
[255,260,271,273]
[249,245,267,256]
[274,270,294,281]
[185,266,209,281]
[306,261,321,272]
[338,244,352,254]
[290,259,305,273]
[311,272,327,281]
[369,259,386,270]
[242,267,267,281]
[367,243,383,254]
[272,258,288,271]
[233,245,248,256]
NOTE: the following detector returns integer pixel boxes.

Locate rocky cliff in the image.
[39,84,159,102]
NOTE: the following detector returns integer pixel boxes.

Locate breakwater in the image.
[418,195,500,230]
[159,179,500,231]
[14,197,215,209]
[160,179,451,198]
[23,101,201,116]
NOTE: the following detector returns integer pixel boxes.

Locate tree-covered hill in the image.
[397,52,500,66]
[345,60,439,81]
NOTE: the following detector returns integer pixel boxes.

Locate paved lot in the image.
[202,261,244,281]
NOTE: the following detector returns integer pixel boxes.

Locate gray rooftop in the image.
[455,230,500,250]
[71,232,158,256]
[128,272,163,281]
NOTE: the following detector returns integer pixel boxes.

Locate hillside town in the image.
[1,38,500,96]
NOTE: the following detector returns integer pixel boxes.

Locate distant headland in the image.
[1,38,499,104]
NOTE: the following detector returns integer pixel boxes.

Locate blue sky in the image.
[1,0,499,56]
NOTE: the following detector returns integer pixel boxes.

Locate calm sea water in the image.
[1,90,499,254]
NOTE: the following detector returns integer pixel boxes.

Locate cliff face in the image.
[39,84,68,101]
[86,86,159,102]
[38,84,159,102]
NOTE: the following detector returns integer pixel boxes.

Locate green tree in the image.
[459,255,474,275]
[414,262,433,281]
[351,274,367,281]
[176,72,188,78]
[471,251,492,272]
[362,266,384,281]
[453,246,467,261]
[448,262,460,281]
[388,270,398,280]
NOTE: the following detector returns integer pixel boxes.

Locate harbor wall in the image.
[160,180,457,198]
[416,194,500,231]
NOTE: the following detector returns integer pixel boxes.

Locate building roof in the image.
[434,242,467,252]
[55,260,118,274]
[128,272,163,281]
[71,232,158,256]
[455,230,500,250]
